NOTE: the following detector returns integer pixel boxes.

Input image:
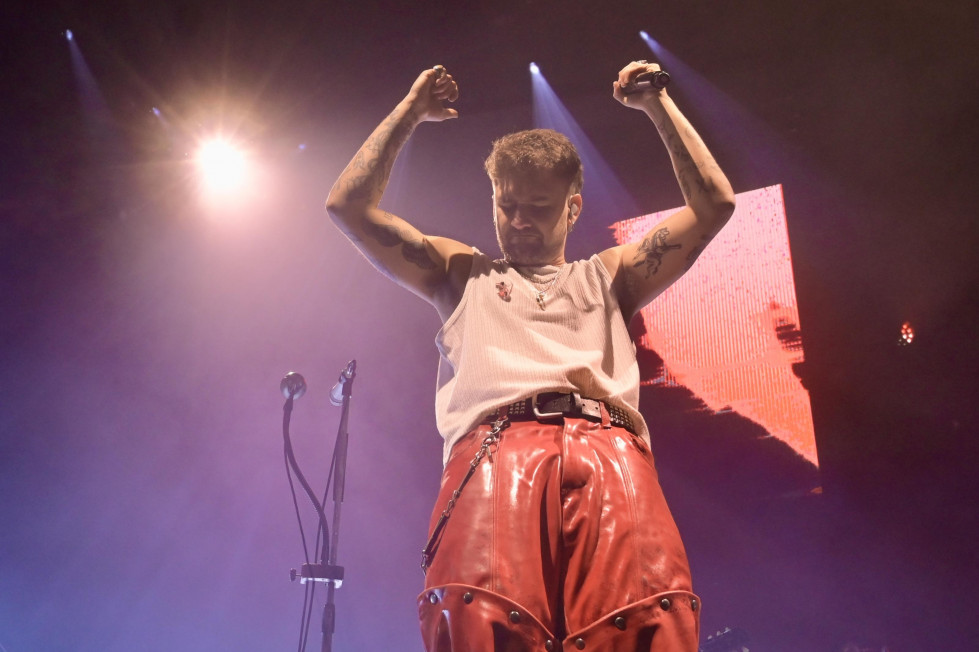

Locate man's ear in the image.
[568,194,582,224]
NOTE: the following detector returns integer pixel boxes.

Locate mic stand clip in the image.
[290,563,345,588]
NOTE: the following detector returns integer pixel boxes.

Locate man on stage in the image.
[326,60,735,652]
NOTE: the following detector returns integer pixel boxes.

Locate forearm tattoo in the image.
[340,107,419,203]
[657,121,721,205]
[633,227,681,277]
[332,106,438,272]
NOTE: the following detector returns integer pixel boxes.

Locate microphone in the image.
[329,360,357,407]
[280,372,307,400]
[622,70,671,94]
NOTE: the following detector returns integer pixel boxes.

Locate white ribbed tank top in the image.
[434,249,649,465]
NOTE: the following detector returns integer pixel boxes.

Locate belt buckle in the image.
[533,392,579,420]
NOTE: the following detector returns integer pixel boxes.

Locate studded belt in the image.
[488,392,637,436]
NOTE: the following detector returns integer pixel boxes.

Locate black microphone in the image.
[329,360,357,407]
[622,70,671,94]
[280,372,307,400]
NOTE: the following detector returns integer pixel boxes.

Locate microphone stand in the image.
[283,362,355,652]
[321,361,354,652]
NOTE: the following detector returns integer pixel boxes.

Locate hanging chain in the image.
[420,416,509,573]
[513,265,565,310]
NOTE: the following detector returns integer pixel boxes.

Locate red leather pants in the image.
[418,416,700,652]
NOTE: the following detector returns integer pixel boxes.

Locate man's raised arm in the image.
[325,67,473,316]
[599,61,737,319]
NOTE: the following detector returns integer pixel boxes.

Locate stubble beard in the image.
[497,229,552,266]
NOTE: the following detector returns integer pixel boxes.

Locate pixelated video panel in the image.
[612,185,817,466]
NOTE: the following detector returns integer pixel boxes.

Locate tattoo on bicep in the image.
[361,218,403,247]
[401,240,438,269]
[359,217,437,270]
[633,227,682,278]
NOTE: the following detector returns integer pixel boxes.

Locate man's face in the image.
[492,171,578,266]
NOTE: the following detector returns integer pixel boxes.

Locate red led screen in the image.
[612,185,817,467]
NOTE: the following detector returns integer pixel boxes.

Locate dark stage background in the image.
[1,1,977,651]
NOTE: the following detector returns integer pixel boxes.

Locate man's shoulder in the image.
[569,253,614,283]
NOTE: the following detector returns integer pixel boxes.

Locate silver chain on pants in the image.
[420,416,510,572]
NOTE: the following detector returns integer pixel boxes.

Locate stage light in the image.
[529,62,540,75]
[196,138,249,197]
[899,321,915,346]
[65,29,73,41]
[151,107,162,117]
[639,31,662,56]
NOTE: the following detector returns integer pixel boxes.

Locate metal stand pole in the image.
[283,362,356,652]
[319,361,354,652]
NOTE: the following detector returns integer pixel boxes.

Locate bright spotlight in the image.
[639,31,662,57]
[196,139,249,197]
[529,62,540,75]
[65,29,73,41]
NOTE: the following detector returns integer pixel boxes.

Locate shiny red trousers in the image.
[418,416,700,652]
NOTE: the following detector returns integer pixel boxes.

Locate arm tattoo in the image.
[676,165,719,203]
[668,131,694,166]
[683,235,709,272]
[340,107,419,203]
[401,240,438,270]
[360,216,437,270]
[361,218,403,247]
[633,227,681,278]
[658,120,721,204]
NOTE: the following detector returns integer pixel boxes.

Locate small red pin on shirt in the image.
[496,281,512,302]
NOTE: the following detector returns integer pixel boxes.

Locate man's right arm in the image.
[325,68,473,316]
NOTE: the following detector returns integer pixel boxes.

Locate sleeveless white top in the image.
[434,249,649,465]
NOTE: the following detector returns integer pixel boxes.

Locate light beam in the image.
[529,65,639,223]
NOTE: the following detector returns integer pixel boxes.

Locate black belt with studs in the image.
[488,392,636,436]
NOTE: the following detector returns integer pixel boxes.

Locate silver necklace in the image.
[514,264,566,310]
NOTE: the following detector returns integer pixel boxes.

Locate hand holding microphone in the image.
[621,69,671,93]
[617,60,670,106]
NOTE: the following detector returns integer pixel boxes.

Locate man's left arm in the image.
[599,61,736,319]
